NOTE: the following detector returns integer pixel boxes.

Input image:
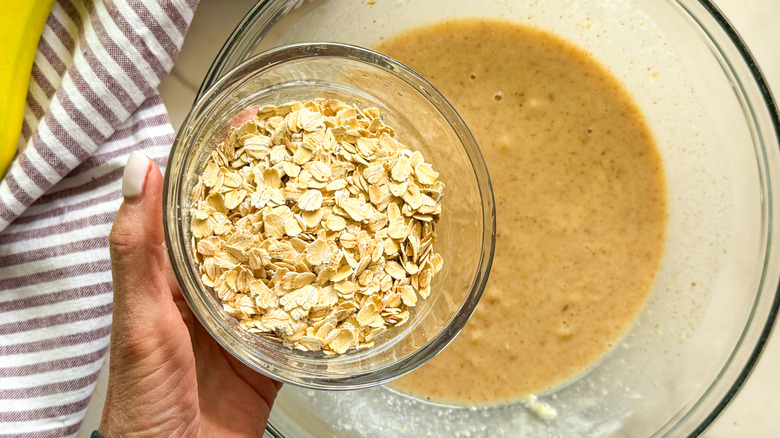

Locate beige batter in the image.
[377,19,667,405]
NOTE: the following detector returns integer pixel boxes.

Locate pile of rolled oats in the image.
[189,99,444,354]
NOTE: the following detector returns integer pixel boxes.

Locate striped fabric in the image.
[0,0,197,436]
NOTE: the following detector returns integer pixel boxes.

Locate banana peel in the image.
[0,0,56,180]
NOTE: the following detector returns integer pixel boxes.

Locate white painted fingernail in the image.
[122,152,151,199]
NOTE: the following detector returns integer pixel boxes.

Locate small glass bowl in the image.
[162,43,496,389]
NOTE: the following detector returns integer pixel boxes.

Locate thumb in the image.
[102,152,199,437]
[109,151,170,311]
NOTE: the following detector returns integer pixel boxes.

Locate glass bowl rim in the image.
[673,1,780,435]
[162,41,497,390]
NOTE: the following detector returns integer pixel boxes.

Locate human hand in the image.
[102,152,281,437]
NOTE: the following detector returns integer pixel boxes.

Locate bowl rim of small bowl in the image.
[162,42,497,390]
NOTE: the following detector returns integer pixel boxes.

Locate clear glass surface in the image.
[195,0,780,436]
[163,43,495,389]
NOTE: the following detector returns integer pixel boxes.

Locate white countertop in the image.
[78,0,780,436]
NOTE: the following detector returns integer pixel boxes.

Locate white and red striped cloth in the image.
[0,0,197,436]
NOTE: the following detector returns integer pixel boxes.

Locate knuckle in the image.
[108,221,141,258]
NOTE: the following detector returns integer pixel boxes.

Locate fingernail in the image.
[122,152,151,199]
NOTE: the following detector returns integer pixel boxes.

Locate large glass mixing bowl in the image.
[195,0,780,436]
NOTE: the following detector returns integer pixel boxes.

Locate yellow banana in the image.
[0,0,56,180]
